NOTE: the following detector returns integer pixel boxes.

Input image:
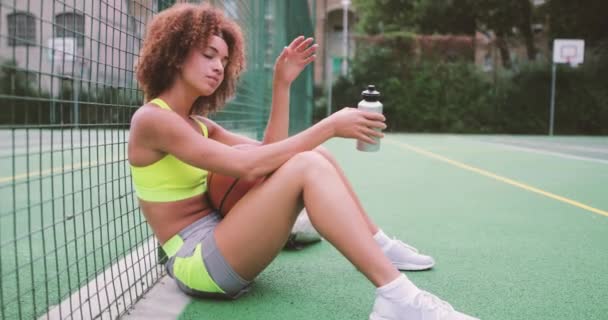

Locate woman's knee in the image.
[314,145,329,155]
[282,151,333,177]
[314,145,337,163]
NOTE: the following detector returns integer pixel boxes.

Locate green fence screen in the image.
[0,0,314,319]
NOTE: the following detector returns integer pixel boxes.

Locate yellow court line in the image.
[0,161,98,183]
[0,158,126,184]
[386,139,608,218]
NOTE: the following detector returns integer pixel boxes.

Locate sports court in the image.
[2,133,607,319]
[167,135,608,320]
[1,0,607,319]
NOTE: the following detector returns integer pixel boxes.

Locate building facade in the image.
[0,0,157,96]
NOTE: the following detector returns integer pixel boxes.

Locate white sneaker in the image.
[381,238,435,271]
[369,290,479,320]
[285,209,322,249]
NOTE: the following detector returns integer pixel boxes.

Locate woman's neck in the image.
[157,78,199,118]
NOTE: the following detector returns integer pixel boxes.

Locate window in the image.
[7,12,36,46]
[55,12,85,47]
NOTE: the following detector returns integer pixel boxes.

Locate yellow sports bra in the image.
[130,98,209,202]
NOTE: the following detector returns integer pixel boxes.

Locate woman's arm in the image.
[262,36,317,144]
[197,116,261,146]
[204,80,290,146]
[262,80,290,144]
[131,105,384,180]
[201,37,316,146]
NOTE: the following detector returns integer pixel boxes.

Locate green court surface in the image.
[177,134,608,320]
[2,134,607,319]
[0,129,154,320]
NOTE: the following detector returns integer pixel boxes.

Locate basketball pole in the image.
[549,39,585,136]
[549,62,557,136]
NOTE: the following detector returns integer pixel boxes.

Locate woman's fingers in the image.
[295,37,314,52]
[359,110,386,122]
[288,36,306,50]
[301,44,318,58]
[357,132,377,144]
[364,127,384,138]
[282,37,317,65]
[303,54,316,65]
[364,119,387,131]
[277,46,289,61]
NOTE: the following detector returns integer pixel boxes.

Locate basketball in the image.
[207,144,265,216]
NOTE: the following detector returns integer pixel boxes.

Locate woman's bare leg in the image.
[311,146,435,272]
[314,146,379,234]
[214,151,474,319]
[214,151,400,286]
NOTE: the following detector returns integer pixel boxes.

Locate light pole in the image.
[341,0,350,76]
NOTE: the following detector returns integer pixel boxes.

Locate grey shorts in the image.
[163,211,251,299]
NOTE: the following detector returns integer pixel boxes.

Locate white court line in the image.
[40,237,174,320]
[121,275,190,320]
[489,138,608,154]
[468,139,608,165]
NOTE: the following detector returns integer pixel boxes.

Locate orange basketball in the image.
[207,144,265,216]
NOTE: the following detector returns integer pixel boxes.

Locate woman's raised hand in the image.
[274,36,318,85]
[327,108,387,144]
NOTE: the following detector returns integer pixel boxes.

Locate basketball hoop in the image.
[568,59,579,68]
[549,39,585,136]
[562,46,579,67]
[553,39,584,68]
[47,37,76,62]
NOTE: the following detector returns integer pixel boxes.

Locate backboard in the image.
[553,39,584,67]
[47,37,76,62]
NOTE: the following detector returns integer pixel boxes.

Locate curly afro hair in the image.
[136,3,246,115]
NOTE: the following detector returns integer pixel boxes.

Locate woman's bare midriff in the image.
[138,194,213,244]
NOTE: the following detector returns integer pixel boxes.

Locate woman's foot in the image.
[370,290,479,320]
[374,230,435,271]
[289,212,436,271]
[370,275,478,320]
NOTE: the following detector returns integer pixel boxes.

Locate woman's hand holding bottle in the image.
[326,108,386,144]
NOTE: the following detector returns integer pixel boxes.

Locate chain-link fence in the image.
[0,0,314,318]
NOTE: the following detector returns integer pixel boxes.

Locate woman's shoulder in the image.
[191,115,218,134]
[132,102,171,122]
[130,102,178,136]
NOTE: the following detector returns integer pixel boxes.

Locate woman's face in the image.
[180,35,229,96]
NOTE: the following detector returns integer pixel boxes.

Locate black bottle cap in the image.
[361,85,380,102]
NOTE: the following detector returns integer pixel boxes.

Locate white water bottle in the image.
[356,85,383,152]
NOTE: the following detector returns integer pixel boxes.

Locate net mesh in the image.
[0,0,314,319]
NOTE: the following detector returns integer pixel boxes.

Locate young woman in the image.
[128,4,477,320]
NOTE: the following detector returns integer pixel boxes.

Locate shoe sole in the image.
[393,262,434,271]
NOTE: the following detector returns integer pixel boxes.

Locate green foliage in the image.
[331,46,497,133]
[547,0,608,46]
[328,43,608,135]
[0,60,141,126]
[353,0,418,34]
[415,0,477,35]
[335,0,608,134]
[0,61,39,97]
[0,61,51,125]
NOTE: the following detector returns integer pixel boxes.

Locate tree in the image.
[353,0,418,34]
[354,0,535,69]
[515,0,536,60]
[473,1,521,69]
[415,0,477,35]
[547,0,608,46]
